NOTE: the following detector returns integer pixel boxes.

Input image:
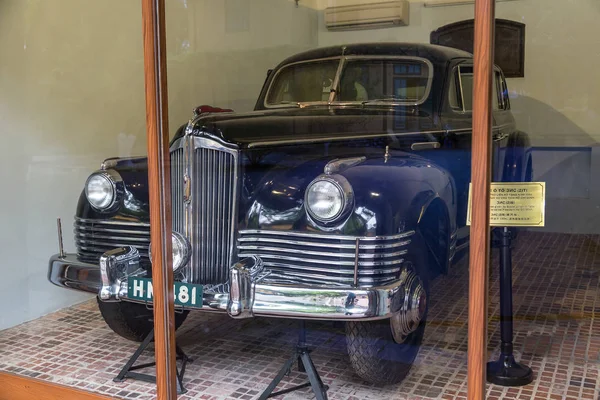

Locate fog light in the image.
[148,231,191,272]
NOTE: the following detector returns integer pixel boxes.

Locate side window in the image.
[449,65,506,112]
[448,69,460,110]
[497,73,510,110]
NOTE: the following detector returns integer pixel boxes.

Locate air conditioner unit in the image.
[324,1,410,31]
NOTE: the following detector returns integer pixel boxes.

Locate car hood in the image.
[188,107,441,149]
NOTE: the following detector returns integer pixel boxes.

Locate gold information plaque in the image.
[467,182,546,227]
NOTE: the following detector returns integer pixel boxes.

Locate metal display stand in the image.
[114,328,192,394]
[259,321,329,400]
[486,227,534,386]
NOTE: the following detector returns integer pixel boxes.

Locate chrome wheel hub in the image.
[390,268,427,344]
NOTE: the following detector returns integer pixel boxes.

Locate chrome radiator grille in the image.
[74,218,151,265]
[170,147,185,234]
[188,143,238,284]
[237,230,414,287]
[75,140,238,285]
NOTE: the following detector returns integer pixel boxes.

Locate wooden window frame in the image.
[468,0,496,399]
[2,1,496,399]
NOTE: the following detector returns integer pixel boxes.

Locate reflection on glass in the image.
[339,59,430,103]
[265,57,432,106]
[266,60,339,104]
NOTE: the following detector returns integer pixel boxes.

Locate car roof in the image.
[277,43,472,67]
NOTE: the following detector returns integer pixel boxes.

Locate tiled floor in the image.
[2,232,600,399]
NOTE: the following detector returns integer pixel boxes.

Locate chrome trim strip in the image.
[246,131,444,148]
[101,156,147,171]
[247,122,511,148]
[243,253,405,267]
[75,217,150,227]
[74,225,150,235]
[245,260,403,276]
[75,232,150,242]
[353,238,360,287]
[266,270,397,284]
[254,267,398,284]
[239,229,415,242]
[237,245,407,259]
[237,236,411,250]
[77,245,149,256]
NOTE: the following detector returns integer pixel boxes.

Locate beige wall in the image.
[317,0,600,147]
[0,0,317,330]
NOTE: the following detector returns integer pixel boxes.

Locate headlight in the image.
[149,231,191,273]
[85,171,120,210]
[305,175,353,224]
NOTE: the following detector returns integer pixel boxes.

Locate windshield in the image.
[265,57,432,107]
[266,60,339,104]
[338,59,432,104]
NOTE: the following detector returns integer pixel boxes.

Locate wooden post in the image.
[468,0,495,399]
[141,0,177,399]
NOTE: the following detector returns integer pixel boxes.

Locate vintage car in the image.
[48,43,531,385]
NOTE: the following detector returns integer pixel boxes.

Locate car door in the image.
[437,62,507,250]
[434,61,474,249]
[491,70,515,182]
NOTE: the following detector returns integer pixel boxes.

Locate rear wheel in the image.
[97,298,189,342]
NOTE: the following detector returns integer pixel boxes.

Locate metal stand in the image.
[259,321,329,400]
[486,227,533,386]
[114,328,192,394]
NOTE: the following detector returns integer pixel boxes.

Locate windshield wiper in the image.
[274,101,301,107]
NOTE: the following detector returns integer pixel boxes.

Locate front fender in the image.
[76,158,150,223]
[244,155,457,239]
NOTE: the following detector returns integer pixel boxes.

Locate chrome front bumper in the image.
[48,249,416,321]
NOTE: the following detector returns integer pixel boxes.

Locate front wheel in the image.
[97,298,189,342]
[346,317,426,385]
[346,267,428,385]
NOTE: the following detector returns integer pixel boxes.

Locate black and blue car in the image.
[49,43,531,385]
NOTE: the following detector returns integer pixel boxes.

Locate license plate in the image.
[127,277,203,309]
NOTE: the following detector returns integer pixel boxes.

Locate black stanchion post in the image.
[486,227,533,386]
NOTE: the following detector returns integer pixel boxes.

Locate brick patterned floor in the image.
[1,232,600,399]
